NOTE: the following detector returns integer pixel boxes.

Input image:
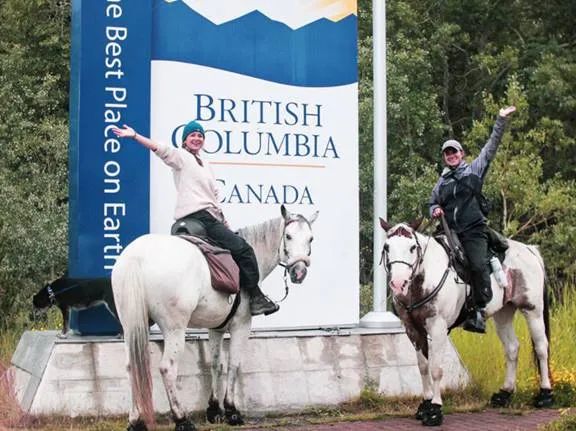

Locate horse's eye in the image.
[309,237,314,243]
[286,234,292,241]
[410,245,417,253]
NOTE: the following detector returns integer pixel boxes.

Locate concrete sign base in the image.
[10,328,469,417]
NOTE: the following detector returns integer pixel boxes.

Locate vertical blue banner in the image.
[69,0,152,278]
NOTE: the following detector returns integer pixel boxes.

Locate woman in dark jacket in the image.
[429,106,516,333]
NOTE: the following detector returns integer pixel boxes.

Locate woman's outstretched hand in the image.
[112,124,137,139]
[499,106,516,118]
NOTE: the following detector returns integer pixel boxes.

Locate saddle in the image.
[434,215,509,278]
[171,215,240,294]
[171,217,207,237]
[177,235,240,294]
[170,215,239,296]
[435,227,509,332]
[434,226,509,283]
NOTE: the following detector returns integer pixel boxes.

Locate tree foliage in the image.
[359,0,576,287]
[0,0,70,328]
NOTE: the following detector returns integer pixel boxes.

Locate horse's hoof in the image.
[533,388,553,408]
[225,408,245,426]
[421,403,443,426]
[126,419,148,431]
[415,399,433,420]
[206,400,224,424]
[491,389,513,407]
[174,417,196,431]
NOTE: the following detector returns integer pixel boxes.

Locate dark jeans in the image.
[183,210,260,292]
[458,224,492,308]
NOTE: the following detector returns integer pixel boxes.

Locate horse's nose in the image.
[389,278,407,296]
[290,263,307,284]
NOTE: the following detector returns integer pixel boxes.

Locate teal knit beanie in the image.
[182,120,204,141]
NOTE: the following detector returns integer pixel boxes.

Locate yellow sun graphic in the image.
[318,0,357,21]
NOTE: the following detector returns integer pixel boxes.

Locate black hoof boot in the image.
[421,403,443,426]
[533,388,554,408]
[174,416,196,431]
[225,407,245,426]
[490,389,513,407]
[462,309,486,334]
[127,419,148,431]
[415,399,433,420]
[206,399,224,424]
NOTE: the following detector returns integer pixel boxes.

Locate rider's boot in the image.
[463,307,486,334]
[249,286,279,316]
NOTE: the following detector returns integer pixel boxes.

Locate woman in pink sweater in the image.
[112,121,279,316]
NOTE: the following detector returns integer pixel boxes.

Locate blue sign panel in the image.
[69,0,359,332]
[69,0,152,278]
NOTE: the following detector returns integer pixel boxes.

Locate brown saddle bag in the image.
[178,235,240,294]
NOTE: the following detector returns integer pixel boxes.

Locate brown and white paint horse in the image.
[380,218,552,426]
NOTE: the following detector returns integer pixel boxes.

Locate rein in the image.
[393,268,450,312]
[275,218,311,303]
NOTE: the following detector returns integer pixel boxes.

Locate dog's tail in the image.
[112,255,155,427]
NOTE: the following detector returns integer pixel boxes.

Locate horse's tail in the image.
[113,256,155,427]
[528,245,552,384]
[542,280,552,384]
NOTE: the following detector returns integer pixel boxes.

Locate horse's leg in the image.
[522,308,553,407]
[414,349,433,421]
[422,318,448,426]
[206,329,225,423]
[159,329,196,431]
[222,320,251,426]
[491,305,518,407]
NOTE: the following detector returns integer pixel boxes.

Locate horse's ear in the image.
[409,217,424,231]
[379,217,392,231]
[281,204,291,220]
[307,210,319,225]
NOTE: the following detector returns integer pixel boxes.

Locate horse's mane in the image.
[237,217,283,250]
[237,217,284,275]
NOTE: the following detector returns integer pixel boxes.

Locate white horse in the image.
[379,219,552,427]
[112,205,318,431]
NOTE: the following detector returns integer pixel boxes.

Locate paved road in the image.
[242,409,562,430]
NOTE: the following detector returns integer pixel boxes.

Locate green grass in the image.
[451,287,576,406]
[541,409,576,431]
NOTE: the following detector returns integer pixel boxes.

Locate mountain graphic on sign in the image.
[152,0,357,87]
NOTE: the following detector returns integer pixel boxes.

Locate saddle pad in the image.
[178,235,240,294]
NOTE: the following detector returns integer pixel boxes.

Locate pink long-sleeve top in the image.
[154,143,224,222]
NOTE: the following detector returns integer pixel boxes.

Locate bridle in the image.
[383,226,449,313]
[276,218,312,302]
[382,226,425,283]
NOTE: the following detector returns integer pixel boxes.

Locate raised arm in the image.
[470,105,516,178]
[112,125,159,152]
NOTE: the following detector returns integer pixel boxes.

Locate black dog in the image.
[32,276,118,337]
